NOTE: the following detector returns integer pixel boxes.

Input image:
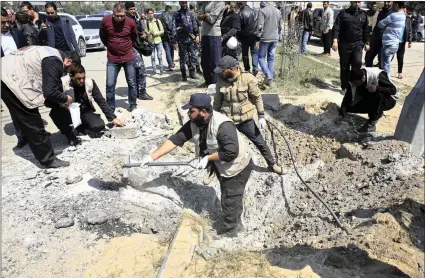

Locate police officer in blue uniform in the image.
[172,1,200,81]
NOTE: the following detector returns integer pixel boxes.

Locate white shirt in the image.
[1,31,18,56]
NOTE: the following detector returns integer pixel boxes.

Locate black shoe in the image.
[189,69,199,79]
[197,82,209,88]
[252,71,259,77]
[138,93,153,100]
[216,223,245,238]
[69,137,82,146]
[181,69,188,81]
[196,65,203,75]
[357,120,377,133]
[128,105,138,112]
[16,137,28,148]
[44,158,70,168]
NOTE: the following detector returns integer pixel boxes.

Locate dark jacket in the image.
[333,6,369,44]
[125,12,144,34]
[220,10,241,44]
[42,55,69,107]
[238,4,258,39]
[373,7,393,35]
[39,16,80,53]
[159,11,173,42]
[339,70,396,117]
[1,28,22,57]
[99,15,138,63]
[298,8,313,31]
[403,16,413,43]
[18,23,40,47]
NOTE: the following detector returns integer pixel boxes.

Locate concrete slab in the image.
[262,94,281,111]
[156,210,203,278]
[105,124,138,139]
[394,69,425,155]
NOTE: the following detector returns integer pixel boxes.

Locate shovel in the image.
[122,155,198,179]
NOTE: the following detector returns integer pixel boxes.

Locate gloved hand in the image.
[258,117,267,129]
[140,155,153,168]
[196,156,209,169]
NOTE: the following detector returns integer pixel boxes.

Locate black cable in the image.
[265,118,349,233]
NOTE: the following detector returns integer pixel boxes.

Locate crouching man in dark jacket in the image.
[335,67,397,133]
[51,64,126,140]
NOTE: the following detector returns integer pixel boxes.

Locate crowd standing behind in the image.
[0,0,420,170]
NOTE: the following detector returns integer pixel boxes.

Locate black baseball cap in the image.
[181,93,212,110]
[214,55,239,73]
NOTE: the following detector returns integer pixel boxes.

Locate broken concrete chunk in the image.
[160,123,174,130]
[105,124,138,139]
[337,143,362,161]
[86,211,109,225]
[55,217,74,229]
[65,173,83,185]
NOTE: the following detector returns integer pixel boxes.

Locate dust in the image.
[84,234,166,278]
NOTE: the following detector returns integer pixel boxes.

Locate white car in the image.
[38,12,86,56]
[78,17,105,50]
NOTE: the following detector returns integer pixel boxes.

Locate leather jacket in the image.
[159,11,174,42]
[19,23,39,46]
[238,5,259,39]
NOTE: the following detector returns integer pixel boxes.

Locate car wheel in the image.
[417,32,423,42]
[78,38,86,57]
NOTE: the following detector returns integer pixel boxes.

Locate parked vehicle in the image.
[78,17,105,50]
[38,12,86,56]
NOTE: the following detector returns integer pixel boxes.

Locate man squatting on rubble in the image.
[141,93,253,237]
[52,64,126,140]
[211,55,284,182]
[1,46,80,168]
[334,67,397,133]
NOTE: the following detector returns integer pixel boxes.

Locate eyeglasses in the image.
[1,20,9,25]
[46,12,55,15]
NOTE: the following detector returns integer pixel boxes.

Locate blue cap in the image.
[181,93,212,110]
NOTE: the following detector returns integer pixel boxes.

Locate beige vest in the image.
[1,46,63,109]
[61,75,94,105]
[190,112,252,178]
[216,69,257,123]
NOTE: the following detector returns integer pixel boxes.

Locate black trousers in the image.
[321,31,332,54]
[396,42,406,74]
[346,94,396,121]
[201,36,222,85]
[240,35,258,73]
[365,34,382,67]
[1,81,55,165]
[49,104,105,137]
[218,159,253,231]
[236,119,275,167]
[338,42,363,90]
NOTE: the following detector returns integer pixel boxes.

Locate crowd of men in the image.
[0,1,420,237]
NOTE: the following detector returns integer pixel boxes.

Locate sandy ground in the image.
[1,44,424,278]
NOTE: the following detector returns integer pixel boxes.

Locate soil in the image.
[2,51,424,278]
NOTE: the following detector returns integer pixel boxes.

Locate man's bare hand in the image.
[112,118,126,127]
[332,40,338,52]
[173,43,178,51]
[366,84,377,93]
[41,22,47,30]
[60,95,72,109]
[195,36,200,44]
[408,42,412,48]
[364,44,370,52]
[323,29,329,34]
[141,32,147,39]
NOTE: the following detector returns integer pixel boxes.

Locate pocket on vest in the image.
[19,76,43,103]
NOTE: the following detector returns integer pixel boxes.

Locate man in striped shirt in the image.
[378,1,406,79]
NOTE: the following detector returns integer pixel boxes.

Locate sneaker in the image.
[216,223,245,238]
[203,171,216,185]
[167,67,173,72]
[269,164,288,175]
[252,71,259,77]
[15,137,28,148]
[268,79,276,88]
[44,158,70,168]
[357,120,377,133]
[397,73,403,79]
[263,76,269,85]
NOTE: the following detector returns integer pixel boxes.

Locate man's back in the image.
[379,11,406,46]
[238,5,258,38]
[258,2,281,42]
